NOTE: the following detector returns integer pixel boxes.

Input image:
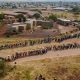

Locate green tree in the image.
[72,6,80,13]
[33,13,41,19]
[31,9,42,14]
[73,12,80,20]
[37,10,42,14]
[48,14,57,21]
[0,13,4,21]
[0,57,13,79]
[71,6,80,20]
[0,57,5,77]
[16,14,26,22]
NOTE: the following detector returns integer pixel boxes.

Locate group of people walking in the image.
[0,32,80,50]
[5,47,47,62]
[5,42,80,62]
[55,32,80,42]
[0,37,53,50]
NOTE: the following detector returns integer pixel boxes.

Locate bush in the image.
[16,14,26,22]
[48,14,57,21]
[0,13,4,21]
[0,57,5,77]
[33,13,41,19]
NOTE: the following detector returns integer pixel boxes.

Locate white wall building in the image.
[7,19,37,32]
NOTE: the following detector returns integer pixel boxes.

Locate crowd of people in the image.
[5,42,80,62]
[0,32,80,51]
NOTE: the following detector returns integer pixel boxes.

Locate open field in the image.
[1,55,80,80]
[0,9,80,20]
[18,29,59,38]
[0,8,80,80]
[42,10,80,20]
[0,37,43,45]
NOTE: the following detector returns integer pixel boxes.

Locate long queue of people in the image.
[5,43,80,62]
[5,47,47,62]
[0,37,53,50]
[0,32,80,51]
[55,32,80,42]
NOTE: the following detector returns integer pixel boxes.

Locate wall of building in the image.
[37,20,53,29]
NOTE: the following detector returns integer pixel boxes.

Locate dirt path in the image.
[11,48,80,64]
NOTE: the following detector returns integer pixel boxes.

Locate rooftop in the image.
[58,18,71,22]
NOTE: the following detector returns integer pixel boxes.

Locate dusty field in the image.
[1,55,80,80]
[18,29,59,38]
[42,10,80,20]
[0,9,80,80]
[0,9,80,20]
[0,37,42,45]
[58,25,78,33]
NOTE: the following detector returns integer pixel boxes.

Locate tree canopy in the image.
[33,13,41,19]
[31,9,42,14]
[71,6,80,20]
[0,13,5,21]
[72,6,80,14]
[0,57,5,77]
[48,14,57,21]
[36,10,42,14]
[16,14,26,22]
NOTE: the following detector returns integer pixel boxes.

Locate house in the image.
[7,19,37,32]
[7,19,54,34]
[7,23,26,32]
[57,18,71,26]
[36,20,53,29]
[53,7,72,11]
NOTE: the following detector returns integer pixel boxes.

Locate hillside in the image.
[1,55,80,80]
